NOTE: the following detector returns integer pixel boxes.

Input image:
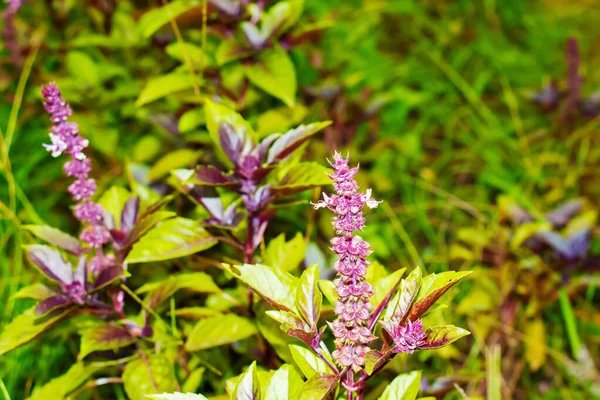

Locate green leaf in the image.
[271,162,332,196]
[421,325,470,349]
[289,345,330,378]
[12,283,57,301]
[79,322,136,359]
[245,48,296,107]
[185,314,257,351]
[22,225,81,255]
[178,109,205,133]
[524,318,547,372]
[166,42,206,64]
[66,51,100,86]
[364,350,388,376]
[225,263,298,312]
[298,373,337,400]
[138,272,220,295]
[138,0,200,38]
[295,264,322,329]
[148,149,201,181]
[148,393,208,400]
[371,267,406,307]
[408,271,471,321]
[265,310,313,346]
[126,210,177,247]
[27,363,104,400]
[123,355,177,400]
[136,73,198,107]
[318,280,337,305]
[384,267,422,322]
[204,99,257,166]
[234,361,261,400]
[126,217,217,263]
[174,307,221,319]
[378,370,421,400]
[264,233,306,272]
[0,307,71,356]
[264,364,304,400]
[98,186,132,229]
[215,39,253,65]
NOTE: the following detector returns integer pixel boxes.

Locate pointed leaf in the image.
[271,162,332,196]
[123,355,177,400]
[24,244,73,284]
[408,271,471,321]
[12,283,58,301]
[27,363,104,400]
[289,345,330,378]
[0,306,71,356]
[136,73,198,107]
[246,48,296,107]
[378,370,421,400]
[364,350,389,376]
[298,373,337,400]
[264,232,306,272]
[80,322,136,358]
[295,264,322,329]
[22,225,81,255]
[266,122,330,164]
[35,295,72,316]
[121,196,141,233]
[98,186,132,230]
[149,149,201,181]
[371,267,406,307]
[226,263,298,312]
[234,362,261,400]
[125,210,176,247]
[138,0,202,38]
[420,325,470,350]
[266,310,313,346]
[264,364,304,400]
[186,314,257,351]
[126,217,217,263]
[384,267,422,322]
[317,280,337,305]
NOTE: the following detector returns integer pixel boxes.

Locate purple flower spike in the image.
[313,151,381,372]
[382,319,427,354]
[41,83,108,247]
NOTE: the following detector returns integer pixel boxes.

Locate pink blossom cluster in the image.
[42,83,110,247]
[314,152,380,371]
[381,318,427,354]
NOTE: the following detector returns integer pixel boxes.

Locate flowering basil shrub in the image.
[153,152,470,399]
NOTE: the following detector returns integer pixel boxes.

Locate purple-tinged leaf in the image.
[536,231,572,258]
[266,310,314,346]
[80,323,136,358]
[121,196,140,233]
[369,277,401,330]
[266,122,331,164]
[566,229,591,260]
[193,166,237,187]
[219,122,244,164]
[253,133,279,163]
[122,355,177,400]
[234,361,261,400]
[188,186,223,217]
[384,267,422,323]
[531,82,560,111]
[92,267,123,292]
[408,271,471,321]
[297,373,337,400]
[22,225,81,255]
[25,245,73,284]
[420,325,470,350]
[241,22,266,49]
[364,349,391,376]
[124,211,176,248]
[546,199,583,227]
[0,306,72,356]
[35,295,72,316]
[296,265,322,329]
[74,256,87,287]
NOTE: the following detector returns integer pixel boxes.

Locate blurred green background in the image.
[1,0,599,399]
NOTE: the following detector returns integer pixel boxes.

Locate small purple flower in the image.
[61,281,87,304]
[68,178,97,201]
[74,201,104,224]
[313,152,381,371]
[79,225,111,247]
[64,158,92,179]
[381,319,428,354]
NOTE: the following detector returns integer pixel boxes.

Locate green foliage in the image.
[123,355,177,400]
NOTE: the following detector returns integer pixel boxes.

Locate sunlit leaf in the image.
[408,271,471,321]
[421,325,470,350]
[298,373,337,400]
[22,225,81,255]
[136,73,198,107]
[289,345,331,378]
[378,370,421,400]
[264,364,304,400]
[271,162,332,196]
[186,314,257,351]
[371,267,406,307]
[384,267,422,322]
[123,355,177,400]
[11,283,58,301]
[264,233,306,272]
[27,363,104,400]
[266,122,330,164]
[79,322,136,359]
[138,0,201,38]
[295,264,322,329]
[246,48,297,107]
[24,245,73,284]
[234,361,261,400]
[126,217,217,263]
[98,186,132,229]
[148,149,201,181]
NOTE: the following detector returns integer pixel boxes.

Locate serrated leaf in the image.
[384,267,422,322]
[185,314,257,351]
[246,48,296,107]
[298,373,336,400]
[27,363,104,400]
[137,73,198,107]
[148,393,208,400]
[264,364,304,400]
[271,162,332,196]
[138,0,200,38]
[264,233,306,272]
[234,361,261,400]
[98,186,132,229]
[408,271,471,321]
[378,370,421,400]
[421,325,470,349]
[295,264,322,329]
[0,307,71,356]
[80,323,136,359]
[123,355,177,400]
[289,345,330,378]
[226,263,298,312]
[22,225,81,255]
[126,217,217,263]
[148,149,201,181]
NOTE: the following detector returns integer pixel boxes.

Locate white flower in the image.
[42,133,67,157]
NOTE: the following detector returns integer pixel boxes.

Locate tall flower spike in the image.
[41,83,109,247]
[314,151,381,372]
